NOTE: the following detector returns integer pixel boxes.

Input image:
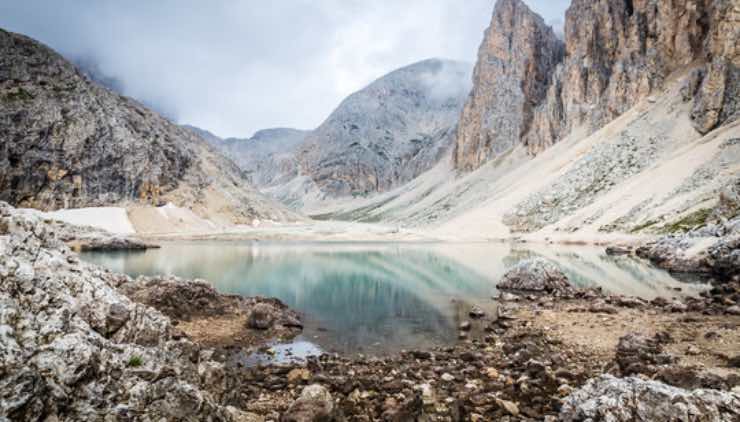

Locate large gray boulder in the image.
[560,375,740,422]
[497,258,573,295]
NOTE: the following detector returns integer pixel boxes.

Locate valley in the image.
[1,0,739,420]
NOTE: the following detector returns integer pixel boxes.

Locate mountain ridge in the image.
[0,28,300,225]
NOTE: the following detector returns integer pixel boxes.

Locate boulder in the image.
[497,259,572,295]
[560,375,740,422]
[247,303,278,330]
[281,384,342,422]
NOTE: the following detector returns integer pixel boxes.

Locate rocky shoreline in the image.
[2,200,739,421]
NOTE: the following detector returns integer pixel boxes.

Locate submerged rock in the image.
[497,258,573,295]
[560,375,740,422]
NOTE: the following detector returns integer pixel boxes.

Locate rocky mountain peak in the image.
[455,0,739,172]
[0,28,298,222]
[297,58,472,197]
[453,0,564,171]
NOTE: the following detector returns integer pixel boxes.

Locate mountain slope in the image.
[296,59,471,199]
[311,0,739,242]
[455,0,739,172]
[0,28,299,224]
[201,127,309,188]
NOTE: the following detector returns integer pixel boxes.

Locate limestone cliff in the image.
[456,0,740,172]
[453,0,564,171]
[0,29,298,223]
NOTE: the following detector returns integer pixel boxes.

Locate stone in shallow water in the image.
[497,258,572,295]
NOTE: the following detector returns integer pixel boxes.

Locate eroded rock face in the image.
[0,29,297,223]
[496,258,573,295]
[453,0,564,171]
[0,202,256,421]
[560,375,740,422]
[455,0,740,172]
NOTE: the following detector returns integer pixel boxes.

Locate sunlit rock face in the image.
[453,0,564,171]
[455,0,740,172]
[297,58,472,197]
[0,29,296,223]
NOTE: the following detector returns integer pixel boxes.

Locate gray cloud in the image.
[0,0,570,138]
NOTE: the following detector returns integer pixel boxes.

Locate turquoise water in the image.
[82,241,706,355]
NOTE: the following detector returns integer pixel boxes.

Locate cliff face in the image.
[298,59,471,197]
[453,0,564,171]
[456,0,740,172]
[0,29,297,222]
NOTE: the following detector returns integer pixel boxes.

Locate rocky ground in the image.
[2,200,739,421]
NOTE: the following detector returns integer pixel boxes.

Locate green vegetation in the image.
[629,219,659,233]
[127,355,144,368]
[658,208,712,234]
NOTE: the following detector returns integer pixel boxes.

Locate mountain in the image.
[455,0,739,172]
[315,0,739,239]
[193,127,310,188]
[0,28,299,224]
[296,58,471,198]
[72,56,178,121]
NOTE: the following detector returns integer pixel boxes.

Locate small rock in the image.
[495,398,519,416]
[287,368,311,384]
[441,373,455,382]
[469,306,485,318]
[459,321,472,331]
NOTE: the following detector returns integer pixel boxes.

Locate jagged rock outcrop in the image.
[0,202,266,420]
[455,0,740,172]
[453,0,564,171]
[560,375,740,422]
[0,29,298,223]
[297,59,471,197]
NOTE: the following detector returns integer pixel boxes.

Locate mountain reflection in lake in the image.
[82,241,706,355]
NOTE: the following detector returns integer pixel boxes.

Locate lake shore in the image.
[3,200,739,421]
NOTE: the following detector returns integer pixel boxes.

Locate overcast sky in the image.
[0,1,570,138]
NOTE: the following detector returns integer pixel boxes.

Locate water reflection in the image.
[82,241,706,354]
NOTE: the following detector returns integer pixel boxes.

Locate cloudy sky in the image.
[0,1,570,138]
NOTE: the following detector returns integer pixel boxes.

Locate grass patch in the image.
[629,219,659,234]
[127,355,144,368]
[658,208,712,234]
